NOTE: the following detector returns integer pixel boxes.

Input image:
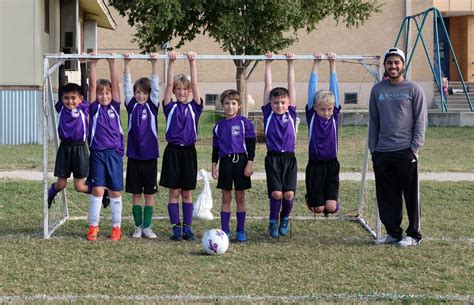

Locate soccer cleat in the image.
[268,219,279,239]
[142,227,157,239]
[170,223,182,241]
[182,224,196,241]
[102,189,110,209]
[87,225,99,241]
[236,230,247,242]
[110,226,122,241]
[279,217,289,236]
[397,236,420,247]
[132,225,143,238]
[374,234,400,245]
[47,183,56,209]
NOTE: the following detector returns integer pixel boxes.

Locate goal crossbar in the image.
[42,53,382,239]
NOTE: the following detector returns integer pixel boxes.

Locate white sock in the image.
[89,195,102,226]
[110,196,122,228]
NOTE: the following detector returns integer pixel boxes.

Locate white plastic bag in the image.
[193,169,214,220]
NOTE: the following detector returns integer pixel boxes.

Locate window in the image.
[344,92,358,104]
[44,0,50,34]
[205,94,219,106]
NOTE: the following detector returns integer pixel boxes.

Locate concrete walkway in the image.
[1,170,473,181]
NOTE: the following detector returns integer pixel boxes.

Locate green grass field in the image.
[0,179,472,302]
[0,112,473,302]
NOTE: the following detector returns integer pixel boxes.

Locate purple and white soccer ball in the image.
[201,229,229,255]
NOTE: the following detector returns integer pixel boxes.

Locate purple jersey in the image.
[212,116,256,157]
[262,103,297,153]
[55,99,89,142]
[306,105,341,161]
[88,100,124,155]
[126,98,159,160]
[163,99,203,146]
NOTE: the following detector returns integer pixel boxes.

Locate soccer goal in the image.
[42,53,382,239]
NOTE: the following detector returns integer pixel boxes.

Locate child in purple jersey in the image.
[159,51,203,241]
[211,89,256,242]
[263,52,298,239]
[305,52,341,216]
[86,51,124,241]
[47,83,92,209]
[123,53,160,239]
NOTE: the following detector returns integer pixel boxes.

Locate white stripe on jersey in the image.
[240,119,247,152]
[188,104,197,139]
[146,103,158,139]
[165,104,178,133]
[80,109,87,142]
[264,112,274,136]
[89,105,100,147]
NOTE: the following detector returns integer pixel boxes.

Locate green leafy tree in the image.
[109,0,380,113]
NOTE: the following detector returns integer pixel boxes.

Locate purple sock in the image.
[48,183,58,198]
[281,198,294,218]
[236,211,246,232]
[221,211,231,233]
[167,203,180,225]
[182,202,193,226]
[269,196,282,221]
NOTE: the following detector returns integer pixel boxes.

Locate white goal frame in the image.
[42,53,382,239]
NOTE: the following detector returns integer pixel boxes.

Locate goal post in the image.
[42,53,382,239]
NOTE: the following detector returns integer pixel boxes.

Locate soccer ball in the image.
[201,229,229,255]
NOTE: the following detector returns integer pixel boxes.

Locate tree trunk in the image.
[236,66,248,116]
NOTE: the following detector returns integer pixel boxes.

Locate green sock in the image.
[132,205,143,227]
[143,206,154,228]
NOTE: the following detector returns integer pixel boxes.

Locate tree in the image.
[109,0,380,114]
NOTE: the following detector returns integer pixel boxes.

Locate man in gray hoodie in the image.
[368,48,427,247]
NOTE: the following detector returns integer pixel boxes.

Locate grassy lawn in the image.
[0,111,473,172]
[0,179,472,302]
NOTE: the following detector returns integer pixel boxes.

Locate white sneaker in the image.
[397,236,420,247]
[132,225,143,238]
[375,234,399,245]
[142,227,157,239]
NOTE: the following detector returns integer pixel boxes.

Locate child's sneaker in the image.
[142,227,157,239]
[236,230,247,242]
[132,225,142,238]
[102,189,110,208]
[268,219,279,239]
[110,226,122,241]
[279,217,289,236]
[397,236,420,247]
[182,224,196,241]
[170,223,182,241]
[47,183,56,209]
[87,225,99,241]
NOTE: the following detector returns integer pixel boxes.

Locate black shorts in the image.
[159,143,197,190]
[126,158,158,194]
[305,158,340,207]
[217,153,251,191]
[264,151,297,198]
[54,141,89,179]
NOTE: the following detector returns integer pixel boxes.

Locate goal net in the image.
[41,53,382,239]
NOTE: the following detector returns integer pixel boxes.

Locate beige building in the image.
[1,0,473,144]
[96,0,436,112]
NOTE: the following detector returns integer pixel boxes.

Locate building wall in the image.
[97,0,435,110]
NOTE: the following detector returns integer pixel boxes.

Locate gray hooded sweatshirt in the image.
[368,79,427,153]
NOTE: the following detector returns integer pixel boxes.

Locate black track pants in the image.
[372,148,422,240]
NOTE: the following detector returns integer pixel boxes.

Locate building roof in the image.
[80,0,116,30]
